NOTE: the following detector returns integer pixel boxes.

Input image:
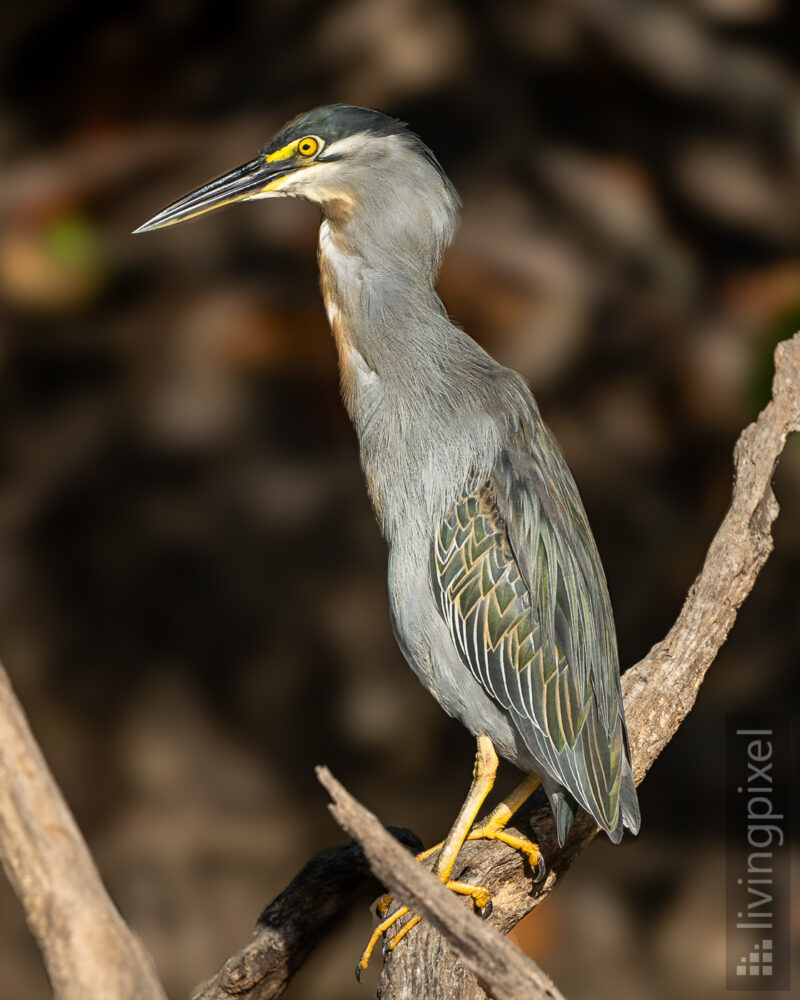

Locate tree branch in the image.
[190,332,800,999]
[0,665,167,1000]
[318,766,566,1000]
[190,829,421,1000]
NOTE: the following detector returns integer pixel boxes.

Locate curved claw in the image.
[468,826,545,882]
[361,877,494,972]
[358,903,409,975]
[446,879,491,909]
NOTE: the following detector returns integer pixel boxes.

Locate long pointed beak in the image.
[133,156,295,234]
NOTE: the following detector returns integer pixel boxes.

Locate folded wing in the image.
[430,414,639,844]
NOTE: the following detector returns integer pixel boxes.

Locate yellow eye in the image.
[297,136,319,157]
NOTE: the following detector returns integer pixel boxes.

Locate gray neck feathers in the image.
[318,135,473,397]
[317,137,505,545]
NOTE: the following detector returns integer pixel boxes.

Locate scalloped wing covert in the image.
[430,420,639,844]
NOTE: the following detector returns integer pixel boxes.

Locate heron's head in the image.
[134,104,459,235]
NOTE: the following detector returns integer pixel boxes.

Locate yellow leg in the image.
[431,734,498,881]
[386,913,421,950]
[414,842,442,863]
[357,905,410,980]
[376,831,475,925]
[471,773,541,834]
[466,773,545,879]
[357,735,498,976]
[414,774,544,868]
[371,878,494,966]
[407,775,545,873]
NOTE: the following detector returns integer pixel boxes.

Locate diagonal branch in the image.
[0,665,167,1000]
[318,766,566,1000]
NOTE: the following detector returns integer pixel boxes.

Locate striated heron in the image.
[135,104,640,970]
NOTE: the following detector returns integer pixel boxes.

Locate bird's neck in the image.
[316,208,503,542]
[317,210,458,415]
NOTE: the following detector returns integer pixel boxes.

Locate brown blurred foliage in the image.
[0,2,798,998]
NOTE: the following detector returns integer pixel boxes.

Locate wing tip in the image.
[605,760,641,842]
[546,758,641,846]
[619,759,641,836]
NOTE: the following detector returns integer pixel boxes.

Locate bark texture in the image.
[0,667,167,1000]
[191,830,421,1000]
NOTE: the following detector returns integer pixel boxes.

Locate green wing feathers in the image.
[431,431,640,843]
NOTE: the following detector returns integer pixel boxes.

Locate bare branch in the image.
[191,830,421,1000]
[0,664,167,1000]
[318,766,566,1000]
[622,331,800,774]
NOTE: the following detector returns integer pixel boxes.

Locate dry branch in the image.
[191,829,421,1000]
[190,332,800,1000]
[0,665,167,1000]
[319,766,566,1000]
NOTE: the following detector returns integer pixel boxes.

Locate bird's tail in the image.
[540,776,578,847]
[618,756,641,835]
[543,755,640,846]
[604,756,641,844]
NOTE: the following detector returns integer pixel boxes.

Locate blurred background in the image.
[0,1,798,998]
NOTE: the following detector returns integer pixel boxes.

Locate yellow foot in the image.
[356,879,492,979]
[405,822,545,886]
[466,824,546,882]
[368,839,443,923]
[356,740,543,980]
[367,836,473,920]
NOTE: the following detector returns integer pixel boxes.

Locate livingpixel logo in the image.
[726,715,790,991]
[737,939,773,979]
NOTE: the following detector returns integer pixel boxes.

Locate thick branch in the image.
[319,766,565,1000]
[622,332,800,772]
[0,665,167,1000]
[190,829,421,1000]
